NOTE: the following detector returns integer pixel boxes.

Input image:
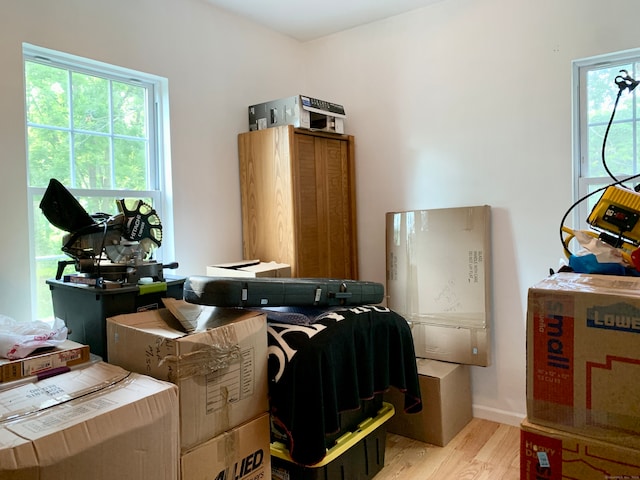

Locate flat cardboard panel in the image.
[386,206,492,366]
[520,418,640,479]
[206,261,291,278]
[0,339,90,383]
[106,307,269,451]
[384,359,472,446]
[0,361,179,480]
[181,413,271,480]
[527,273,640,448]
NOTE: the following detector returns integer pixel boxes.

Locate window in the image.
[24,44,173,320]
[568,50,640,252]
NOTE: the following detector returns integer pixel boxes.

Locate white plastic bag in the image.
[0,315,68,360]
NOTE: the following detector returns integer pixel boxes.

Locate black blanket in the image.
[266,304,422,466]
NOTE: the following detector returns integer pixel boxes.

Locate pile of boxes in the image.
[383,205,492,446]
[106,305,272,480]
[0,300,273,480]
[521,273,640,478]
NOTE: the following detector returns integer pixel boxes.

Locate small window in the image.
[24,44,172,320]
[568,50,640,253]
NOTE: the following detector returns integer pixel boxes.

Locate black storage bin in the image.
[47,276,185,360]
[271,402,393,480]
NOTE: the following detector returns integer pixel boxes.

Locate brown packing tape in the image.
[219,425,239,466]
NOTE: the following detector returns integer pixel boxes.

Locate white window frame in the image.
[572,48,640,232]
[23,43,174,320]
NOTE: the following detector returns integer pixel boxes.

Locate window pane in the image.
[27,127,70,187]
[25,62,69,128]
[74,133,111,189]
[32,195,67,319]
[585,62,639,179]
[113,81,146,138]
[114,138,147,190]
[603,123,634,176]
[72,72,110,133]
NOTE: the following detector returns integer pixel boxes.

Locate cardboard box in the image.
[206,260,291,278]
[0,361,179,480]
[527,273,640,447]
[0,339,90,383]
[520,418,640,479]
[386,206,492,366]
[106,307,268,451]
[384,358,472,446]
[181,413,271,480]
[248,95,346,133]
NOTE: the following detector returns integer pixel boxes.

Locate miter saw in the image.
[40,178,178,286]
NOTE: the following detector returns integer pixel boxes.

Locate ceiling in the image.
[203,0,444,42]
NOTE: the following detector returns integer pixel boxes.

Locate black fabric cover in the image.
[267,305,422,466]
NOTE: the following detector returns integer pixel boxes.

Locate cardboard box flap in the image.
[0,362,129,422]
[416,357,459,378]
[531,272,640,296]
[407,312,487,329]
[109,307,186,337]
[5,372,174,442]
[206,261,291,279]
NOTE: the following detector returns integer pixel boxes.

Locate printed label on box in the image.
[521,430,562,480]
[532,295,575,406]
[205,346,255,414]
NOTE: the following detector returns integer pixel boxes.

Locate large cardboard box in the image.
[386,206,492,366]
[106,307,268,451]
[520,418,640,479]
[181,413,271,480]
[206,260,291,278]
[0,339,90,383]
[0,361,179,480]
[527,273,640,447]
[384,358,472,446]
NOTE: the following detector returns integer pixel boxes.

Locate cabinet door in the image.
[239,127,295,266]
[293,132,357,278]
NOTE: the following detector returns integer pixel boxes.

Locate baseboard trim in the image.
[472,404,525,427]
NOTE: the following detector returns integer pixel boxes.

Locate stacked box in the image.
[106,307,269,452]
[520,418,640,479]
[0,361,179,480]
[181,413,271,480]
[0,339,90,383]
[526,273,640,447]
[523,272,640,476]
[384,358,472,446]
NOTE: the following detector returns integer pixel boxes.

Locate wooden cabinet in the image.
[238,125,358,279]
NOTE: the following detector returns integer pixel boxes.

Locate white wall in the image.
[1,0,638,425]
[302,0,640,424]
[0,0,304,320]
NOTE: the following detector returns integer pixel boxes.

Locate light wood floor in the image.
[375,418,521,479]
